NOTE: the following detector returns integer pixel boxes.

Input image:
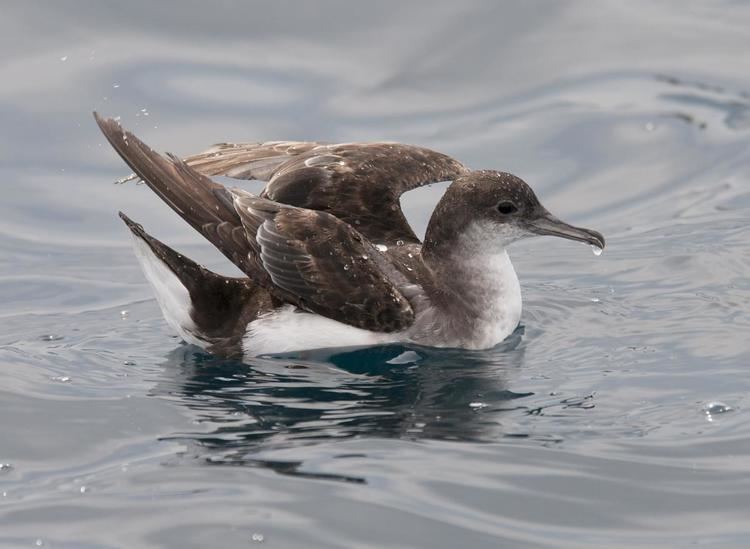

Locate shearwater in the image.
[95,113,605,357]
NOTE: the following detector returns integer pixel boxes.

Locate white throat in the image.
[456,250,522,348]
[413,222,524,349]
[437,221,523,348]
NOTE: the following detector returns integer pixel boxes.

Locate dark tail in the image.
[119,212,273,356]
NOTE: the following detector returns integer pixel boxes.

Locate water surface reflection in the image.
[153,332,533,479]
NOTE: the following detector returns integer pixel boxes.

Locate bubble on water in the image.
[123,360,136,366]
[590,297,600,303]
[112,83,120,88]
[252,533,265,542]
[35,539,44,547]
[120,309,129,318]
[50,375,71,383]
[80,486,88,494]
[469,402,487,409]
[59,55,68,62]
[343,264,350,271]
[0,463,13,473]
[40,334,63,341]
[703,401,733,421]
[591,245,603,256]
[361,255,369,260]
[375,244,388,252]
[396,240,405,246]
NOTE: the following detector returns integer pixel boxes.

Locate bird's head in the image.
[424,170,605,256]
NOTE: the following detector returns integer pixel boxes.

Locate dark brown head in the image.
[423,170,605,257]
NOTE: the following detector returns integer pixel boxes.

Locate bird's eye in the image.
[496,201,518,215]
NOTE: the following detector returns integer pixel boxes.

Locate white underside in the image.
[130,233,205,347]
[452,248,522,349]
[130,222,523,356]
[243,305,401,355]
[241,247,522,356]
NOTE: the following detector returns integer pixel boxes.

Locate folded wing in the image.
[231,191,415,332]
[96,114,415,333]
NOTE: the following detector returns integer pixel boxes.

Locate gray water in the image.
[2,1,750,547]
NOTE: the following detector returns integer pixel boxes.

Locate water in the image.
[2,1,750,547]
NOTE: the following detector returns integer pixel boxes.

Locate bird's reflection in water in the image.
[152,327,529,481]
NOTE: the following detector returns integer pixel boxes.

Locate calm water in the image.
[2,1,750,547]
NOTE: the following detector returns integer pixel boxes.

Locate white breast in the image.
[410,221,523,350]
[466,249,522,349]
[458,223,523,348]
[243,305,400,356]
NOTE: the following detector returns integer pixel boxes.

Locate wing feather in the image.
[97,114,429,333]
[182,141,469,245]
[232,193,415,333]
[116,138,468,245]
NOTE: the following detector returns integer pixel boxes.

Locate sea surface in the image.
[2,1,750,547]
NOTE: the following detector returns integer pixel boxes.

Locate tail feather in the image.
[120,212,274,355]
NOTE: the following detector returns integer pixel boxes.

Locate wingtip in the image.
[94,111,124,142]
[94,114,156,176]
[92,110,110,130]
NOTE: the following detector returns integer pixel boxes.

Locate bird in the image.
[94,112,604,358]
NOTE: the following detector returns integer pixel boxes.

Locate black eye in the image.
[496,201,518,215]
